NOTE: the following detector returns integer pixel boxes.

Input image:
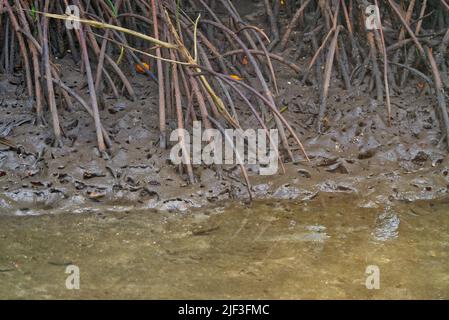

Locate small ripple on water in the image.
[372,207,400,241]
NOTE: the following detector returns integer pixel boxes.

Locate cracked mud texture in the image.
[1,0,447,215]
[1,58,449,216]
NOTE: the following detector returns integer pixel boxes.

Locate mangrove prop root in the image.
[1,0,448,194]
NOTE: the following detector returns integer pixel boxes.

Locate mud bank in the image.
[1,62,449,216]
[1,0,449,216]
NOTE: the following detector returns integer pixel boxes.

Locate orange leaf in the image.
[230,74,243,81]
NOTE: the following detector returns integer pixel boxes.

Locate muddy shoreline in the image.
[1,0,448,216]
[1,64,449,215]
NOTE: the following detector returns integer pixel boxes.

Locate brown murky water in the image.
[0,195,448,299]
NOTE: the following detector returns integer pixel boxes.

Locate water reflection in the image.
[372,207,400,241]
[0,196,448,299]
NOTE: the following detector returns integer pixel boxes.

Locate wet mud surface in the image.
[1,0,448,215]
[1,64,449,215]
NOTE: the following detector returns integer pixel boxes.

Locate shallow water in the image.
[0,195,448,299]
